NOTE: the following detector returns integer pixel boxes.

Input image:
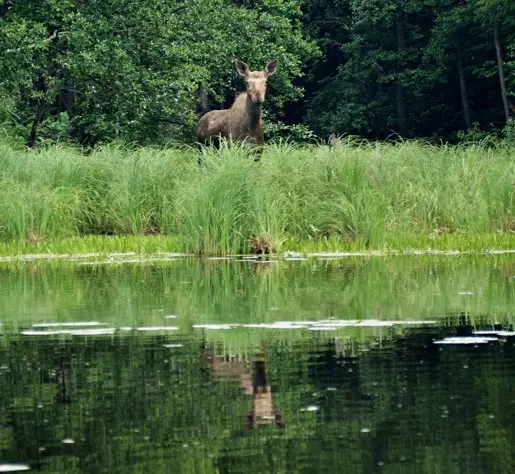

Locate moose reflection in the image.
[205,348,284,429]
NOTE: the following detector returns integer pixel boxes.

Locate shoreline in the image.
[0,234,513,263]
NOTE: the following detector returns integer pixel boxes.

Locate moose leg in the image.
[253,128,265,162]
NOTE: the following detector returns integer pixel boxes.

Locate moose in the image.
[197,60,278,153]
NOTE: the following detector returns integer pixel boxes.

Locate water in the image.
[0,255,514,473]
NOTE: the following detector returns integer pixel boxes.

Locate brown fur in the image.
[197,60,278,149]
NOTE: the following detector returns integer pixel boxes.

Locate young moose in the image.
[197,60,278,152]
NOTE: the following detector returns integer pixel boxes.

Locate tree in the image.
[305,0,442,139]
[0,0,318,146]
[427,1,477,130]
[303,0,515,140]
[471,0,513,123]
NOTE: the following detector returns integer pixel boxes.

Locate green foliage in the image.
[0,0,318,145]
[264,121,318,142]
[503,119,515,142]
[456,122,500,145]
[303,0,515,140]
[0,98,24,146]
[1,0,514,144]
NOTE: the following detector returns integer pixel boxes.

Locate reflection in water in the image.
[54,346,73,406]
[0,326,515,472]
[206,350,284,429]
[0,256,513,472]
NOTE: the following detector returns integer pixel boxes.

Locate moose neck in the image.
[246,95,262,128]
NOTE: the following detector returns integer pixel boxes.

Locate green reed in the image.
[0,140,513,254]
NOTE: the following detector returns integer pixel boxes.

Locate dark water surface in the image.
[0,256,514,473]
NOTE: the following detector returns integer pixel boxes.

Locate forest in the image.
[1,0,514,147]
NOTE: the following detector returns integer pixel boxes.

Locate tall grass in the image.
[0,140,513,253]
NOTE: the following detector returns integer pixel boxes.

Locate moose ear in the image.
[236,60,249,78]
[265,60,278,77]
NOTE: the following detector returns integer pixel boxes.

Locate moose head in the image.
[235,60,278,105]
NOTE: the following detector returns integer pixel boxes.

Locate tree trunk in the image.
[493,18,510,123]
[27,73,49,148]
[374,83,384,139]
[27,108,45,148]
[1,0,9,18]
[395,16,408,136]
[59,83,75,117]
[456,42,472,129]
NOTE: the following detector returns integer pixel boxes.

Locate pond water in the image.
[0,255,514,473]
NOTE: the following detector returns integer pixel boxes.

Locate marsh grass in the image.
[0,140,513,254]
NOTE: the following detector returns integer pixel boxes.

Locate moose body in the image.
[197,60,278,150]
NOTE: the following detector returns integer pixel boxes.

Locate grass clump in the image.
[0,140,513,254]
